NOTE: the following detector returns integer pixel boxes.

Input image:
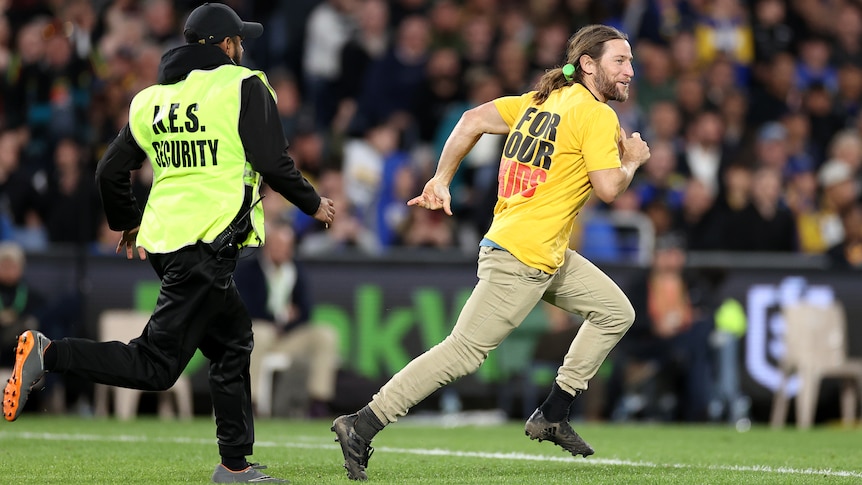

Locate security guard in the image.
[2,3,334,483]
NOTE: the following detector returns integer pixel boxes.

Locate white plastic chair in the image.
[255,352,292,418]
[93,310,193,421]
[770,301,862,429]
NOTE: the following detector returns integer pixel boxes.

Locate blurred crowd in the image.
[3,0,861,421]
[0,0,861,267]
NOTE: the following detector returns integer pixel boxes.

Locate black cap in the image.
[184,3,263,44]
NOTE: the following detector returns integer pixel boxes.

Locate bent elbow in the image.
[592,186,619,204]
[460,108,485,132]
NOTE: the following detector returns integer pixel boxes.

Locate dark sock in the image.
[221,456,249,471]
[539,383,578,422]
[43,343,57,371]
[354,405,386,441]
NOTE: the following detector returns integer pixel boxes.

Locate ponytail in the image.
[532,66,572,105]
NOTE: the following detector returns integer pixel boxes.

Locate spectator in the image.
[33,138,101,246]
[714,162,753,223]
[297,169,381,255]
[784,165,825,254]
[751,121,792,180]
[827,129,862,181]
[141,0,183,49]
[825,202,862,269]
[643,100,684,152]
[428,0,463,49]
[289,122,328,184]
[678,109,730,195]
[835,63,862,126]
[668,29,699,74]
[830,1,862,67]
[375,155,416,248]
[459,14,495,70]
[303,0,358,130]
[704,57,743,109]
[794,34,837,93]
[724,166,798,252]
[634,0,696,47]
[235,221,341,417]
[780,111,818,176]
[349,15,431,137]
[634,41,677,114]
[528,19,569,74]
[606,234,714,422]
[268,68,304,141]
[801,83,846,159]
[0,242,45,370]
[816,158,860,249]
[333,0,390,135]
[750,0,794,63]
[413,47,466,145]
[674,178,724,251]
[692,0,754,76]
[633,139,686,212]
[747,52,798,129]
[674,72,709,127]
[494,38,531,97]
[717,89,749,154]
[342,121,406,226]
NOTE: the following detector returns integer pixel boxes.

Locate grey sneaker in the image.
[524,408,595,457]
[331,414,374,481]
[211,464,288,483]
[3,330,50,422]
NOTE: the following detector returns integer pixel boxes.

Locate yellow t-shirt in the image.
[487,83,621,273]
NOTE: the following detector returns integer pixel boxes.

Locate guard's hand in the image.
[619,128,650,166]
[313,197,336,228]
[407,178,453,215]
[117,226,146,260]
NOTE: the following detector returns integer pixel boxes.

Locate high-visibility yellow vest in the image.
[128,64,271,253]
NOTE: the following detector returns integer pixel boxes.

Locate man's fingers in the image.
[620,127,627,140]
[406,195,424,206]
[631,131,642,139]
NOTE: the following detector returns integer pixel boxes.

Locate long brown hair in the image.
[532,24,628,104]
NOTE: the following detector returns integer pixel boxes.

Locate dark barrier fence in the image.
[21,247,861,422]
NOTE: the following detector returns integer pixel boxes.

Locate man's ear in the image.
[215,37,231,54]
[579,54,595,76]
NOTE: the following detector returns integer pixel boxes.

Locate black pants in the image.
[51,242,255,458]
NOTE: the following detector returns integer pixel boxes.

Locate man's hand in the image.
[407,178,453,215]
[619,128,650,167]
[117,226,146,260]
[313,196,336,228]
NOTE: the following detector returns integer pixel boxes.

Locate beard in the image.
[232,51,242,65]
[595,66,628,102]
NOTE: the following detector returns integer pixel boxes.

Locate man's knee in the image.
[149,370,182,391]
[619,300,636,333]
[443,333,487,372]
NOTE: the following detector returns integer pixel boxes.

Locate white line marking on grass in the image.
[3,431,861,479]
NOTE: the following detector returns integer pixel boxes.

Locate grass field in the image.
[0,415,860,484]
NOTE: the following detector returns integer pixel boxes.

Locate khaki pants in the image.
[370,246,635,424]
[250,321,340,405]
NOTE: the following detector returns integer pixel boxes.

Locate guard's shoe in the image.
[331,413,374,481]
[211,464,288,483]
[524,408,595,458]
[3,330,50,422]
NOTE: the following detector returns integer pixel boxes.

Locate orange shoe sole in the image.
[3,331,39,422]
